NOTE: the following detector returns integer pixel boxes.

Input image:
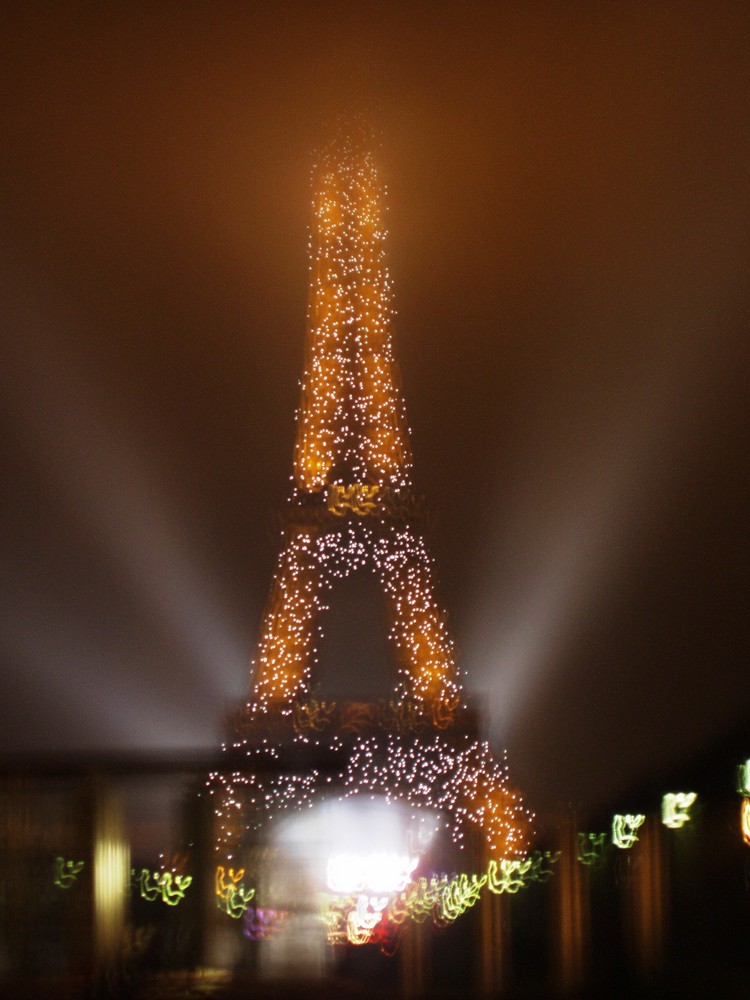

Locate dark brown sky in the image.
[1,2,748,814]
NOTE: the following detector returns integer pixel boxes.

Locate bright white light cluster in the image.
[206,731,533,860]
[251,521,461,714]
[327,853,418,894]
[294,131,411,492]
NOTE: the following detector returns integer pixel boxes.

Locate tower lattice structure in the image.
[210,129,532,863]
[250,130,459,722]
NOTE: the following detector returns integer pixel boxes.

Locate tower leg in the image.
[252,528,323,705]
[375,526,457,705]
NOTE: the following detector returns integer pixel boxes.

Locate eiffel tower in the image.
[209,125,531,872]
[251,127,460,722]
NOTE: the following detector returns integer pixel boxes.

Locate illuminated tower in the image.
[210,128,531,869]
[250,129,459,721]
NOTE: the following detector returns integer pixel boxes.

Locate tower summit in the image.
[295,127,411,492]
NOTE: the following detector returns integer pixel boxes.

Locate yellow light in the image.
[215,865,255,918]
[661,792,697,829]
[741,799,750,846]
[612,813,645,849]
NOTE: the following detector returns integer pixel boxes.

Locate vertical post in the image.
[479,881,508,997]
[552,819,589,994]
[92,778,130,974]
[401,917,429,999]
[624,817,666,981]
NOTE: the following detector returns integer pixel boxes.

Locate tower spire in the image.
[294,129,411,493]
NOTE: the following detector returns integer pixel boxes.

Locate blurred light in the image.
[661,791,697,829]
[327,853,418,894]
[93,792,130,961]
[215,865,255,918]
[577,832,607,866]
[243,907,288,941]
[741,799,750,847]
[274,796,434,883]
[612,813,645,849]
[54,856,84,889]
[134,868,192,906]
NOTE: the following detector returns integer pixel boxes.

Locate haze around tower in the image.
[0,3,748,818]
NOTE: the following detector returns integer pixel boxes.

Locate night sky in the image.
[1,3,748,817]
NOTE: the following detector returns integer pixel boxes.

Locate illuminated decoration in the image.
[577,833,608,866]
[612,813,645,849]
[321,893,393,948]
[328,483,380,517]
[207,123,531,876]
[486,858,527,895]
[327,853,418,894]
[134,868,160,902]
[215,865,255,918]
[661,792,697,829]
[54,857,84,889]
[736,763,750,846]
[321,850,559,948]
[348,893,390,943]
[294,698,336,734]
[321,895,351,945]
[741,798,750,847]
[439,872,487,922]
[485,853,561,893]
[133,868,193,906]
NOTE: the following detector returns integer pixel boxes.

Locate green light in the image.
[486,857,532,894]
[54,857,84,889]
[737,761,750,796]
[577,833,607,866]
[215,865,255,918]
[612,814,645,849]
[441,872,487,920]
[527,850,561,882]
[661,792,697,829]
[134,868,160,901]
[133,868,192,906]
[157,872,193,906]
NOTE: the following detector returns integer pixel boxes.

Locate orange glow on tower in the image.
[249,128,458,717]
